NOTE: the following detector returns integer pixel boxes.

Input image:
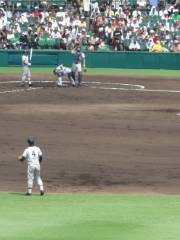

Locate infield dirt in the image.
[0,73,180,194]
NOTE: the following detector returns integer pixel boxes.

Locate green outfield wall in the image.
[0,50,180,70]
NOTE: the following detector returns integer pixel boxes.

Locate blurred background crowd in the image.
[0,0,179,52]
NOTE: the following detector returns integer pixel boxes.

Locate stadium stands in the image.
[0,0,179,52]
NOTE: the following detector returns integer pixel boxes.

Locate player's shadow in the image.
[9,192,27,196]
[9,192,44,197]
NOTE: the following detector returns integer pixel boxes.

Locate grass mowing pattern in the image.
[1,192,180,240]
[0,67,180,78]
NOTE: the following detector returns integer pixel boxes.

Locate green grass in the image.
[1,192,180,240]
[0,67,180,78]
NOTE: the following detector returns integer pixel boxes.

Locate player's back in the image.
[64,67,71,74]
[23,146,42,167]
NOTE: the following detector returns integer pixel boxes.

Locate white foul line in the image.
[86,81,180,93]
[90,86,180,93]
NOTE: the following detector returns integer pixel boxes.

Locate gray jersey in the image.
[72,52,85,64]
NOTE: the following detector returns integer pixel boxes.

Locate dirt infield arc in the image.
[0,73,180,194]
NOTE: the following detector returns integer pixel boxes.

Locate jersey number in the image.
[32,151,36,157]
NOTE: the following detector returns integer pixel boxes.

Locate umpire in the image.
[71,46,86,86]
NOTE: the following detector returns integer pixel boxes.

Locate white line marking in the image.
[0,81,53,84]
[0,87,43,94]
[86,81,144,90]
[138,89,180,93]
[91,86,180,93]
[1,80,180,94]
[0,80,144,89]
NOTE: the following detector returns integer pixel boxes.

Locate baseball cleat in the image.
[25,192,32,196]
[40,190,44,196]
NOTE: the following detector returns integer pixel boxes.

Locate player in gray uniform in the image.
[53,64,76,87]
[71,46,86,86]
[21,50,32,87]
[18,137,44,196]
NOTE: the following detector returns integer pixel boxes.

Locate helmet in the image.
[24,49,29,55]
[27,137,35,146]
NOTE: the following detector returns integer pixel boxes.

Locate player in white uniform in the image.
[53,64,76,87]
[19,137,44,196]
[21,50,32,87]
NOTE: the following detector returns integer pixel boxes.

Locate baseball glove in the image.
[83,67,87,72]
[17,155,23,161]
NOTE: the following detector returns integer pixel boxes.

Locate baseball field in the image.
[0,67,180,239]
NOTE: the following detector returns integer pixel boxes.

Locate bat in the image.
[29,48,33,61]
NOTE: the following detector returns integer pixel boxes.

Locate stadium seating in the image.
[0,0,179,52]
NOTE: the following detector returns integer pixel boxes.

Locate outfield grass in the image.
[0,67,180,78]
[0,192,180,240]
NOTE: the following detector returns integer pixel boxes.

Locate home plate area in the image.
[0,78,145,94]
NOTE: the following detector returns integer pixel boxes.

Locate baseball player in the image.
[71,46,86,86]
[53,64,76,87]
[21,50,32,87]
[18,137,44,196]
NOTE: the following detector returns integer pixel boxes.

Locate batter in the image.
[21,50,32,87]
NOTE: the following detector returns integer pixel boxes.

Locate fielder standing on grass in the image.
[18,137,45,196]
[21,49,32,87]
[71,45,87,86]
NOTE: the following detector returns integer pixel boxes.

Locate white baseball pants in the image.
[27,165,44,192]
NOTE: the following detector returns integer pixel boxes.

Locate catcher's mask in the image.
[27,137,35,146]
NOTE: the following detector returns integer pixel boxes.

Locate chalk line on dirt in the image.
[1,80,180,94]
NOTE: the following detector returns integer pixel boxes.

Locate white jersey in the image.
[55,65,72,76]
[22,55,29,66]
[64,67,72,74]
[22,146,42,167]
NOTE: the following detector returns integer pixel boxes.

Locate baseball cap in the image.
[27,137,35,145]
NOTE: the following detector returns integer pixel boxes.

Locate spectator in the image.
[172,40,180,52]
[129,37,141,50]
[149,6,159,16]
[104,5,115,18]
[137,0,147,8]
[150,39,163,52]
[0,8,6,30]
[89,33,100,50]
[113,38,125,51]
[0,0,178,52]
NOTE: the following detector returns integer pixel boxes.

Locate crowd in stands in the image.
[0,0,179,52]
